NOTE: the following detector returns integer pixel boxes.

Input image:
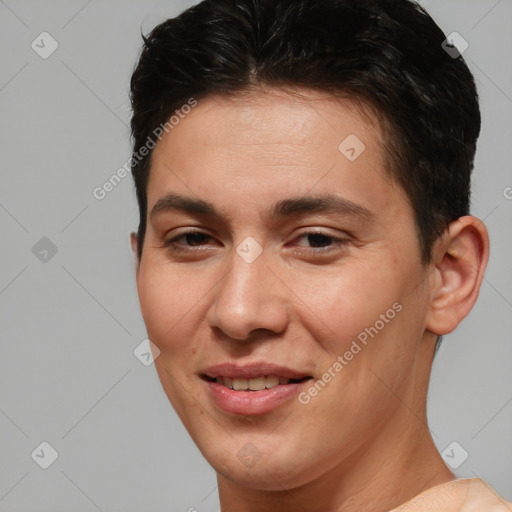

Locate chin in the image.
[195,435,323,491]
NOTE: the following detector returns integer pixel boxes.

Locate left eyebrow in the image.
[149,192,375,222]
[270,194,376,222]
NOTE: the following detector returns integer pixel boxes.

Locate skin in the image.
[130,86,489,511]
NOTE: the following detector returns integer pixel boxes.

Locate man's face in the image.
[134,88,435,490]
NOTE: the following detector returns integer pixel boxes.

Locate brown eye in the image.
[293,231,350,250]
[304,233,335,248]
[164,231,214,250]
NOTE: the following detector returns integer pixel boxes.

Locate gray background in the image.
[0,0,511,510]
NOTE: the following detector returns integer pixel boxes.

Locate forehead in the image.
[147,87,405,224]
[154,86,383,160]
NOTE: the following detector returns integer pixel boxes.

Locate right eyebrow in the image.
[150,193,217,220]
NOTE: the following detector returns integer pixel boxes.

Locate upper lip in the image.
[201,362,311,380]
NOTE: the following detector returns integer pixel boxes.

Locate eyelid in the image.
[293,227,351,239]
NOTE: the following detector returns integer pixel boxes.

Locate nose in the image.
[206,245,289,342]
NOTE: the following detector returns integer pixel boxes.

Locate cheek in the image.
[137,262,205,419]
[136,260,200,354]
[295,259,405,354]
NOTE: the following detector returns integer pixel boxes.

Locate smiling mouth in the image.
[201,374,312,391]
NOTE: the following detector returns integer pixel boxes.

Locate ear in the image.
[130,232,140,276]
[426,215,489,336]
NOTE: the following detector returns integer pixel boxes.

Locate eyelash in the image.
[162,230,350,253]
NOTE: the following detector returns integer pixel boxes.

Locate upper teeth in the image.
[216,376,290,390]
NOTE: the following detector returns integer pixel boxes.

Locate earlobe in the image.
[130,232,140,274]
[130,231,138,254]
[426,216,489,336]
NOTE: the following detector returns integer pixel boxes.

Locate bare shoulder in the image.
[389,478,512,512]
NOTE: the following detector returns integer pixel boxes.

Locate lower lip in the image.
[205,380,309,416]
